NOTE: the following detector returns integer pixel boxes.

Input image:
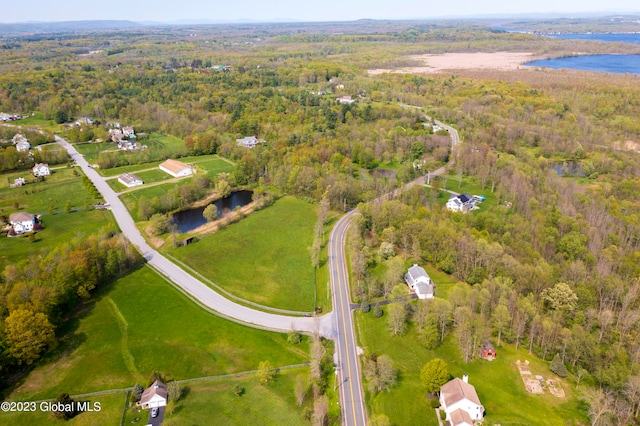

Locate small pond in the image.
[551,161,585,177]
[171,190,253,233]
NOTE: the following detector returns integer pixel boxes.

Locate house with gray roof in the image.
[404,264,434,299]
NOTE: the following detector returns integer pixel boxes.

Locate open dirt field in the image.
[368,52,536,75]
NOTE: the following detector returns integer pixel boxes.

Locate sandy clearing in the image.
[368,52,536,75]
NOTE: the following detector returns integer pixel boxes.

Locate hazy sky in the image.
[2,0,639,23]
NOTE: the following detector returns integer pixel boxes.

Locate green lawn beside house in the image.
[356,308,587,426]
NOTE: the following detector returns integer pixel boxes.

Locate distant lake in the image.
[525,54,640,76]
[548,33,640,45]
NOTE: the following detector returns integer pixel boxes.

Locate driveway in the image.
[147,406,165,426]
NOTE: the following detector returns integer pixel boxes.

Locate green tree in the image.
[257,360,276,385]
[52,393,77,420]
[420,358,450,395]
[147,214,170,236]
[387,303,407,336]
[550,353,568,378]
[203,204,218,222]
[167,381,182,402]
[5,309,56,365]
[364,354,397,393]
[132,384,144,402]
[492,304,511,346]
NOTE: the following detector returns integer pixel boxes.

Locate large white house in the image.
[12,134,30,152]
[138,380,167,409]
[446,193,473,213]
[159,159,193,177]
[440,376,484,426]
[236,135,264,148]
[32,163,51,177]
[404,264,434,299]
[9,212,36,235]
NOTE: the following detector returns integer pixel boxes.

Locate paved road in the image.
[56,136,334,337]
[57,111,460,426]
[328,210,367,426]
[328,114,459,426]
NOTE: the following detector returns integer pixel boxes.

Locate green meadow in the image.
[356,309,587,426]
[168,196,328,312]
[6,265,309,404]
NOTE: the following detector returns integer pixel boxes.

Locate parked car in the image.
[151,407,158,418]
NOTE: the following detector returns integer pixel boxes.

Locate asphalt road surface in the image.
[56,137,334,337]
[328,210,367,426]
[57,113,459,426]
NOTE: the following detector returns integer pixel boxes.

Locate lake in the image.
[525,54,640,75]
[547,33,640,45]
[524,33,640,75]
[171,190,254,233]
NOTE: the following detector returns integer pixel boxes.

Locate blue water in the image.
[548,33,640,45]
[525,54,640,75]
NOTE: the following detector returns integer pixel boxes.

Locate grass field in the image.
[356,309,588,426]
[0,393,127,426]
[96,154,233,179]
[13,112,58,132]
[5,265,309,404]
[159,369,309,426]
[147,132,185,150]
[168,196,327,312]
[437,174,498,210]
[0,209,116,269]
[0,167,98,213]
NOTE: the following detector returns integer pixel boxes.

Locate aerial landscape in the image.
[2,0,640,425]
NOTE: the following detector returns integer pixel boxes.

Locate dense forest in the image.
[1,18,640,424]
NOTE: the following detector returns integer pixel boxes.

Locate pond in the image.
[551,161,585,177]
[171,190,253,233]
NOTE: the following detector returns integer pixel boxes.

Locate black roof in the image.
[458,193,471,203]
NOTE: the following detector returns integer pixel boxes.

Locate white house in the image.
[336,95,355,104]
[122,126,135,138]
[159,159,193,177]
[9,212,36,235]
[12,134,30,151]
[404,264,434,299]
[236,136,264,148]
[446,193,473,213]
[118,173,143,188]
[118,139,136,150]
[138,380,167,409]
[75,117,94,126]
[32,163,51,177]
[440,376,484,426]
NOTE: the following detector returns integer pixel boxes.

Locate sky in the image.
[2,0,639,23]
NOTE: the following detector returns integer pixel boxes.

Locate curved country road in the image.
[57,112,458,426]
[56,137,335,337]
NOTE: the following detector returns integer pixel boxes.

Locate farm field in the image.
[1,393,127,426]
[0,166,98,213]
[160,369,309,426]
[356,309,587,425]
[0,209,116,270]
[5,265,309,404]
[168,196,327,312]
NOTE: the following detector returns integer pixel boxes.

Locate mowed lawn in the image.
[162,369,309,426]
[0,209,117,270]
[0,167,96,213]
[356,309,587,426]
[6,265,309,404]
[1,393,127,426]
[169,197,318,312]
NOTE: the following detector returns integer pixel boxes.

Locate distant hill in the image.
[0,20,142,35]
